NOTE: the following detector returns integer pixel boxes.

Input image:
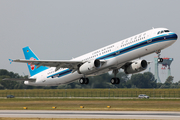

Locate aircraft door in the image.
[147,31,153,44]
[145,30,154,52]
[115,43,121,55]
[115,43,121,64]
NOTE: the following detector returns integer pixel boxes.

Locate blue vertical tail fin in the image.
[23,46,48,76]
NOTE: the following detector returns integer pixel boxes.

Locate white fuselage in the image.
[25,28,177,86]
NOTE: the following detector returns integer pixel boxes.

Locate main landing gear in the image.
[110,77,120,84]
[156,50,163,63]
[79,78,89,84]
[110,69,120,84]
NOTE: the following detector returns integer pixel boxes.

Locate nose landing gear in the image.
[158,58,163,62]
[156,50,163,63]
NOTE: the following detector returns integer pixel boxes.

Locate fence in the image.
[1,89,180,98]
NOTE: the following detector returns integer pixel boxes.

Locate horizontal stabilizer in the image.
[9,59,13,64]
[3,78,36,82]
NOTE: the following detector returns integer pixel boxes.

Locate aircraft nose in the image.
[170,33,178,40]
[174,33,178,40]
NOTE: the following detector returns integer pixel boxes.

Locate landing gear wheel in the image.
[116,78,120,84]
[110,78,116,84]
[110,78,120,84]
[155,50,163,63]
[158,58,163,63]
[79,78,85,84]
[79,78,89,84]
[84,78,89,84]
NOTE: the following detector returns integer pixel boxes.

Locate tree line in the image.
[0,69,179,89]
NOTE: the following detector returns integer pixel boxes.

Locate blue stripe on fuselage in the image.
[47,33,177,78]
[98,33,177,60]
[47,69,72,78]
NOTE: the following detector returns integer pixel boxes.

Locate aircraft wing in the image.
[3,78,36,82]
[11,59,83,71]
[10,59,107,71]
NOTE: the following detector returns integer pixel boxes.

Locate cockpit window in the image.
[157,30,170,35]
[164,30,170,32]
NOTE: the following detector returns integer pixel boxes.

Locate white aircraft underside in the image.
[5,28,178,86]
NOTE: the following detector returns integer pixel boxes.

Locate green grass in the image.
[1,89,180,98]
[0,98,180,111]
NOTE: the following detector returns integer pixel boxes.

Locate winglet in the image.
[9,59,13,64]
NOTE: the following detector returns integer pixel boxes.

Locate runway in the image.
[0,110,180,119]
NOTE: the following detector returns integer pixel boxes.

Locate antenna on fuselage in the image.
[152,27,154,29]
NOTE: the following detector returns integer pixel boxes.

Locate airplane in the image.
[4,28,178,86]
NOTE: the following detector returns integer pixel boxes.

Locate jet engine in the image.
[78,59,101,74]
[124,60,148,74]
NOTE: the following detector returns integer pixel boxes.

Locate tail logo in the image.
[28,57,36,71]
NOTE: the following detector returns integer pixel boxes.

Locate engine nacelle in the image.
[124,60,148,74]
[78,59,101,74]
